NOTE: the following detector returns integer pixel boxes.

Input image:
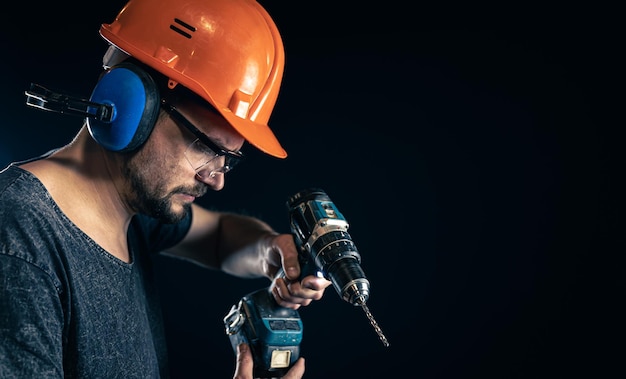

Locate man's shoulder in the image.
[0,164,50,212]
[0,151,57,195]
[0,164,66,260]
[0,164,82,292]
[0,164,25,191]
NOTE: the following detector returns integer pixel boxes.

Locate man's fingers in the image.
[233,343,253,379]
[282,357,305,379]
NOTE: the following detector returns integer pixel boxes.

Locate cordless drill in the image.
[223,188,389,378]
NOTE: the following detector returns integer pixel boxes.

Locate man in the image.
[0,0,330,377]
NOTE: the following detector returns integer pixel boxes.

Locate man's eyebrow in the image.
[161,99,241,154]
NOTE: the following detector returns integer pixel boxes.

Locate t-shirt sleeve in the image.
[0,255,64,378]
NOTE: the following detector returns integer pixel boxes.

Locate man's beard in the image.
[122,158,205,224]
[133,183,189,224]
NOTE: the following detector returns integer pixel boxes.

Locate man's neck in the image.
[20,127,134,262]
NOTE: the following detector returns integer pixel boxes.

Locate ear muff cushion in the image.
[87,62,160,152]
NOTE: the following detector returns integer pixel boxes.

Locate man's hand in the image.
[233,343,305,379]
[266,234,332,309]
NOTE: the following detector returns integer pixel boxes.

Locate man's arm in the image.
[165,204,330,308]
[166,204,292,278]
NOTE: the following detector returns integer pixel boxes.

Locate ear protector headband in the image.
[24,61,161,152]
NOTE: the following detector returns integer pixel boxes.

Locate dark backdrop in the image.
[1,2,621,378]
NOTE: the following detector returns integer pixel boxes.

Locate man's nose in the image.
[196,171,225,191]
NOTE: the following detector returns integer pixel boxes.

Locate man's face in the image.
[120,95,245,223]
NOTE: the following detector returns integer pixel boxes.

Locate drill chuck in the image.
[325,255,370,305]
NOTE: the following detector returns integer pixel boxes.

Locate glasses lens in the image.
[185,139,242,178]
[186,139,219,170]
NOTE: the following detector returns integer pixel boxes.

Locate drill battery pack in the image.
[224,288,303,378]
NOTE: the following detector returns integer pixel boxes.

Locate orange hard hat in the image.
[100,0,287,158]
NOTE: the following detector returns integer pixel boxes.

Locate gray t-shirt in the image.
[0,163,192,378]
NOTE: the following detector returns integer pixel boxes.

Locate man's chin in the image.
[152,202,191,224]
[161,204,191,224]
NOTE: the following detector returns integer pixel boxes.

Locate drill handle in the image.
[272,245,318,284]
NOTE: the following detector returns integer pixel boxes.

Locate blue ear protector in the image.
[24,61,161,152]
[87,62,161,152]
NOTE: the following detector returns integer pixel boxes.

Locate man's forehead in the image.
[166,90,242,143]
[168,87,218,114]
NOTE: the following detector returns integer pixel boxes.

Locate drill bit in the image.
[357,297,390,347]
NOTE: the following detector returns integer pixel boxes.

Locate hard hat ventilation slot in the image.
[169,18,196,39]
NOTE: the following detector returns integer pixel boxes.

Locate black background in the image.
[1,2,622,378]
